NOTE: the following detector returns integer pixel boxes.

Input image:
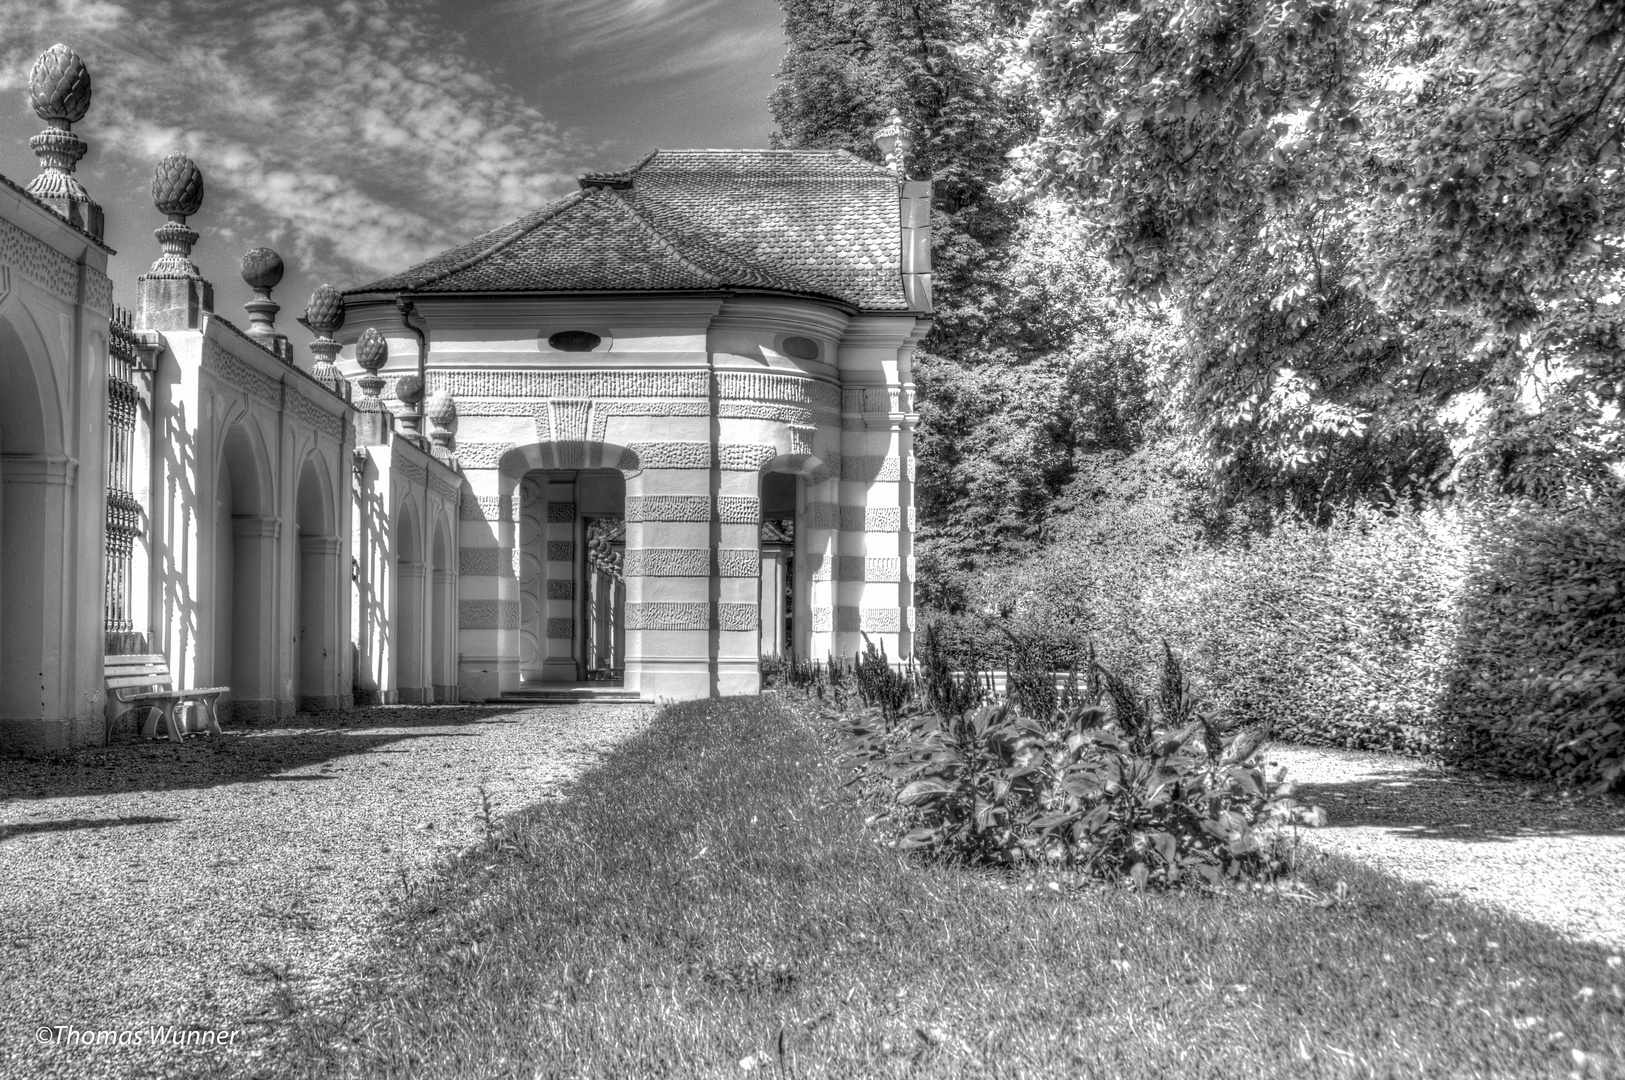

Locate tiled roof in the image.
[351,150,910,311]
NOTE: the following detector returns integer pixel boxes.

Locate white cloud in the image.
[0,0,587,281]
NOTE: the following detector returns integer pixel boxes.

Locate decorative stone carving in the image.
[811,607,832,632]
[625,603,709,630]
[285,387,346,442]
[458,548,510,576]
[717,603,758,631]
[459,600,519,629]
[715,497,760,524]
[841,456,901,482]
[626,496,710,523]
[542,399,591,443]
[860,608,901,633]
[715,372,840,410]
[0,218,79,305]
[546,541,574,560]
[627,442,714,468]
[722,444,777,472]
[429,370,709,399]
[203,340,279,409]
[455,442,514,469]
[546,580,574,599]
[840,506,900,532]
[804,502,838,529]
[394,458,427,486]
[460,494,510,522]
[623,548,710,577]
[873,112,912,177]
[26,45,102,240]
[395,373,425,444]
[716,549,760,577]
[298,285,346,395]
[546,501,576,523]
[147,153,206,278]
[546,618,574,639]
[865,558,901,582]
[79,268,112,316]
[426,389,459,468]
[241,247,292,362]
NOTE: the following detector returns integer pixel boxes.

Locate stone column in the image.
[298,535,343,710]
[0,456,87,745]
[396,559,426,702]
[516,474,545,682]
[432,568,456,701]
[229,517,281,721]
[758,546,787,657]
[715,459,761,696]
[541,475,579,682]
[622,472,713,700]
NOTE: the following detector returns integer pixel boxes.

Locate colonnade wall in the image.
[351,435,461,706]
[0,192,114,753]
[143,316,354,721]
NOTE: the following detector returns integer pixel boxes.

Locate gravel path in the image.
[1266,745,1625,951]
[0,702,654,1080]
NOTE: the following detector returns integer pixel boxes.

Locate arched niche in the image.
[394,499,427,702]
[0,310,66,722]
[295,451,341,709]
[213,420,276,719]
[430,514,455,701]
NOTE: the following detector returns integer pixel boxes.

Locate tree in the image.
[772,2,1173,566]
[1001,0,1625,507]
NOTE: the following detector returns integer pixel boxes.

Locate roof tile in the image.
[350,149,910,311]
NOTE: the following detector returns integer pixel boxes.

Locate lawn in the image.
[237,695,1624,1079]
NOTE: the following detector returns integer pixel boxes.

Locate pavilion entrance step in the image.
[500,683,641,704]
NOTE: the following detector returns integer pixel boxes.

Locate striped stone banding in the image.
[625,602,709,630]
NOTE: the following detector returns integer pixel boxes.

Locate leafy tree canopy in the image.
[1000,0,1625,507]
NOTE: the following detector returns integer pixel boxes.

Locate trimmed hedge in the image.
[947,457,1625,791]
[1439,503,1625,791]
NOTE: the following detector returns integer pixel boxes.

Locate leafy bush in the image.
[1440,501,1625,793]
[842,645,1321,889]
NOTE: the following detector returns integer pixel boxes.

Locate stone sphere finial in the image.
[394,373,424,407]
[241,247,283,291]
[240,247,291,362]
[152,152,205,220]
[30,45,91,126]
[356,327,388,373]
[301,284,345,334]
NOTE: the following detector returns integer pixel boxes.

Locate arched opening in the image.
[395,501,426,702]
[430,516,455,701]
[0,314,60,722]
[295,453,340,710]
[519,466,625,684]
[214,422,274,719]
[759,471,801,661]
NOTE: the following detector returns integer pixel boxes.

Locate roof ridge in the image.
[397,190,589,291]
[597,189,724,287]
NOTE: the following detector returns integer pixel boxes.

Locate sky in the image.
[0,0,786,345]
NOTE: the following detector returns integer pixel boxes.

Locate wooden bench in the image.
[105,655,229,743]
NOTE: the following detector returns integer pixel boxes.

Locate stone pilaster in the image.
[542,477,580,682]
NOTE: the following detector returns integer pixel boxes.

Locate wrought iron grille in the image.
[105,306,144,653]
